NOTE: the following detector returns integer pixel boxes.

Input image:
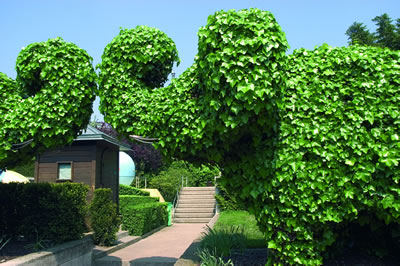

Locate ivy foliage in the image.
[97,10,288,163]
[97,8,400,265]
[0,37,97,169]
[97,26,180,136]
[261,44,400,264]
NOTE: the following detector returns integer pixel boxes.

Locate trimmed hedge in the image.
[119,184,150,196]
[120,202,168,236]
[119,195,159,210]
[90,188,121,246]
[0,182,88,243]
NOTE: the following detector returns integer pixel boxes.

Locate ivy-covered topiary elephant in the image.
[0,37,97,169]
[0,7,399,265]
[97,9,400,264]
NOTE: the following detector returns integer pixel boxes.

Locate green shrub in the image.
[0,183,22,237]
[215,183,243,211]
[148,160,219,202]
[148,171,179,202]
[0,182,88,243]
[119,184,150,196]
[197,248,234,266]
[119,195,159,210]
[90,188,121,246]
[200,226,246,257]
[120,202,168,236]
[189,163,220,187]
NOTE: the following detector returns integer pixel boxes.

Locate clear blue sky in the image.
[1,0,399,120]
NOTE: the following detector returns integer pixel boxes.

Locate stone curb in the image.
[2,226,167,266]
[2,235,93,266]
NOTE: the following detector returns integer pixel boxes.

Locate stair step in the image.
[174,217,212,223]
[178,203,215,208]
[174,213,214,218]
[173,187,216,224]
[175,207,215,213]
[179,199,215,204]
[180,190,216,195]
[179,195,215,200]
[182,187,216,191]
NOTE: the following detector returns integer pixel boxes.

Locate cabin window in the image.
[58,162,72,180]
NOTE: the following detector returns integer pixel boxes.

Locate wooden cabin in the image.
[34,125,131,203]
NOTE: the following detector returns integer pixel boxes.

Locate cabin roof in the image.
[76,125,131,151]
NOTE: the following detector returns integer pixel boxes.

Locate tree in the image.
[372,13,399,49]
[345,13,400,49]
[345,22,375,46]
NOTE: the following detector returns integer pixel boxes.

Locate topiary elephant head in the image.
[0,37,97,169]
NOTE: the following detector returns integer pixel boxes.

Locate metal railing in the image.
[172,176,188,221]
[181,176,188,187]
[134,176,148,189]
[172,190,180,220]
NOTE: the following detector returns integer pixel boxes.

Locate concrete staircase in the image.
[173,187,216,223]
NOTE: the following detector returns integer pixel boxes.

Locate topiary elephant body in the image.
[97,9,400,264]
[97,9,400,265]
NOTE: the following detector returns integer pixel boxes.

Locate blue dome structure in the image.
[119,151,135,185]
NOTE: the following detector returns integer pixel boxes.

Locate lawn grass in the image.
[213,210,266,248]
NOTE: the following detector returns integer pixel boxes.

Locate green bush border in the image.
[119,184,150,196]
[0,182,88,244]
[119,195,159,210]
[120,202,168,236]
[90,188,121,246]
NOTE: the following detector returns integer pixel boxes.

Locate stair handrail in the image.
[172,188,181,220]
[214,185,219,214]
[181,176,188,187]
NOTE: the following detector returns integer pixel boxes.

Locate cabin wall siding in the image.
[38,144,96,163]
[36,163,58,182]
[35,140,121,205]
[73,162,92,184]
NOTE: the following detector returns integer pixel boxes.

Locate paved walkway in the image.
[95,223,207,266]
